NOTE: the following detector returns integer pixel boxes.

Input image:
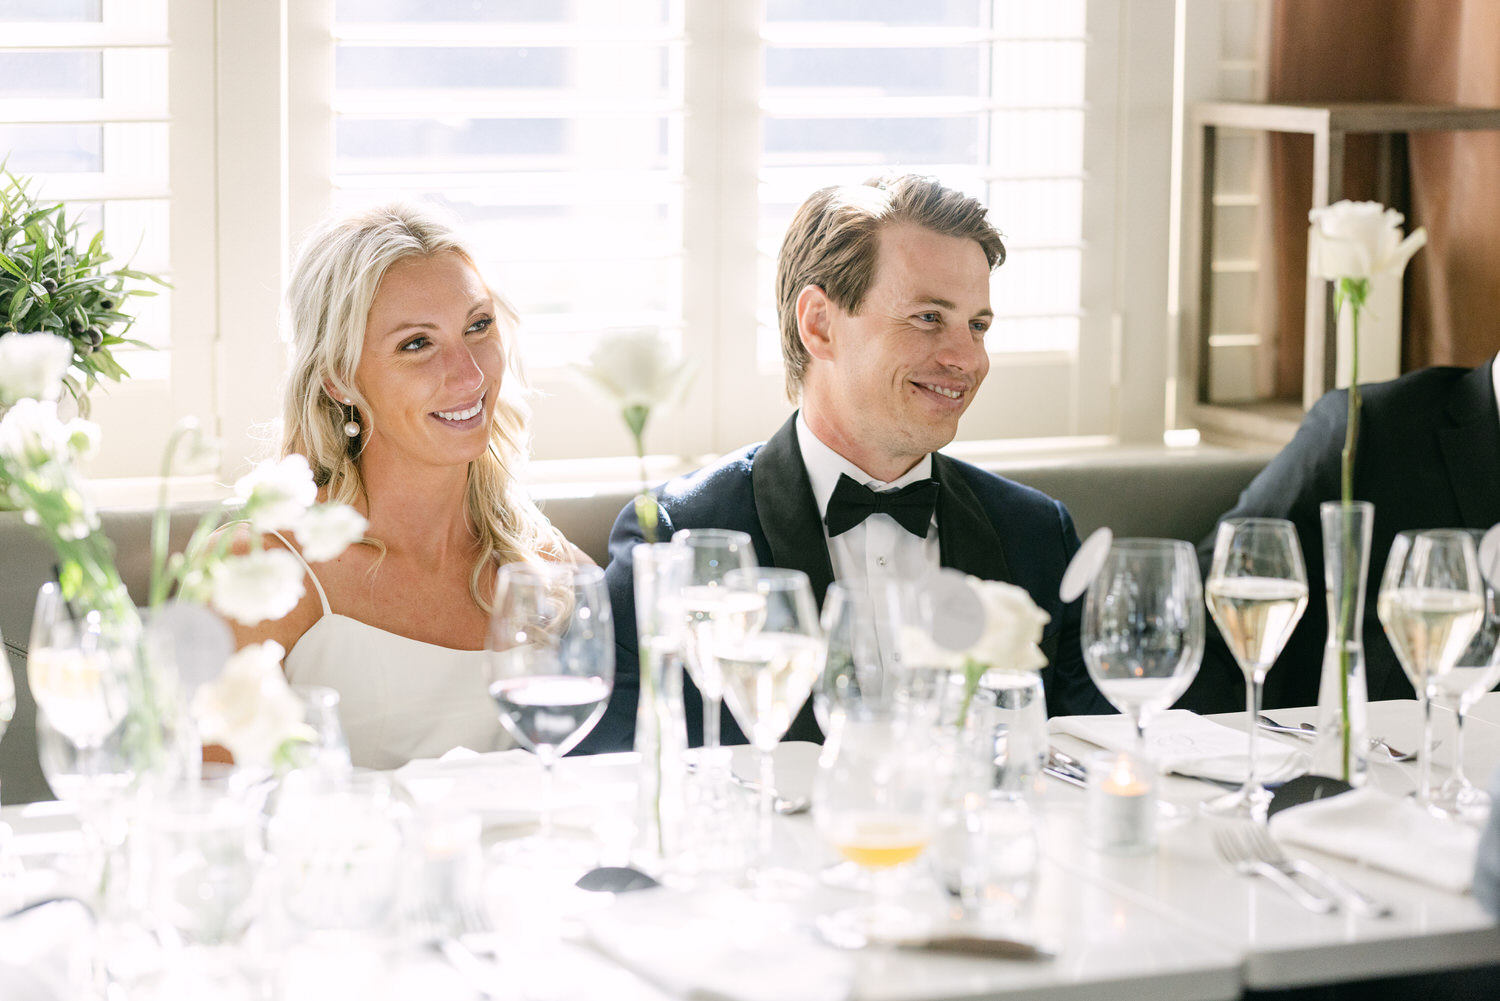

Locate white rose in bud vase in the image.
[235,453,320,532]
[1308,200,1427,281]
[0,333,73,405]
[209,548,307,626]
[192,640,311,769]
[295,503,368,563]
[956,577,1050,728]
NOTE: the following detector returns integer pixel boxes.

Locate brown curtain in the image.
[1268,0,1500,397]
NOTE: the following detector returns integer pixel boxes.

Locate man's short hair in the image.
[774,174,1006,400]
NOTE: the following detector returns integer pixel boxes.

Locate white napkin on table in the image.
[1050,710,1308,784]
[1268,788,1481,893]
[578,888,853,1001]
[394,747,599,829]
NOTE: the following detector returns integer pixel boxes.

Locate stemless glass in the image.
[486,563,614,851]
[1431,530,1500,820]
[1203,518,1309,819]
[1082,539,1205,751]
[1378,530,1484,813]
[671,528,759,755]
[716,567,826,881]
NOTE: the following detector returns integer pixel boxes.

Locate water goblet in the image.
[1083,539,1205,754]
[485,562,614,863]
[716,567,825,885]
[671,528,759,757]
[1203,518,1309,819]
[1378,530,1485,813]
[287,684,353,779]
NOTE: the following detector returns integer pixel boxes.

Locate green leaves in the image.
[0,168,167,399]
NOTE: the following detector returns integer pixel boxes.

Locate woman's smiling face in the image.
[353,251,505,474]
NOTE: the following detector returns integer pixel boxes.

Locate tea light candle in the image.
[1086,750,1156,854]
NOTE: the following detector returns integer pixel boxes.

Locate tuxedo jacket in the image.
[1184,362,1500,714]
[577,414,1113,754]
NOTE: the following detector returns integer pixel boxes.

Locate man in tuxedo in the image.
[579,174,1112,754]
[1185,358,1500,714]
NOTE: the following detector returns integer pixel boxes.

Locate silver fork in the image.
[1212,827,1339,914]
[1239,825,1393,918]
[406,889,509,998]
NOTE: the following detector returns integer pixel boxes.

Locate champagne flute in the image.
[812,706,941,944]
[1378,530,1484,813]
[1082,539,1205,752]
[716,567,826,882]
[1203,518,1309,819]
[486,563,614,855]
[671,528,759,756]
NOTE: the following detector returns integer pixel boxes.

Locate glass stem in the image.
[704,692,721,751]
[540,757,556,841]
[757,747,776,869]
[1453,705,1469,789]
[1418,687,1435,805]
[1245,670,1264,797]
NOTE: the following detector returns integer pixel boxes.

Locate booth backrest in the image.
[1,446,1269,804]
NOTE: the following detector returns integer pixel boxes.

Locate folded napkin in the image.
[1050,710,1307,784]
[1268,788,1481,893]
[579,888,853,1001]
[395,747,607,829]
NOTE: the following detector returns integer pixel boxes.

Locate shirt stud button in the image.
[877,556,887,567]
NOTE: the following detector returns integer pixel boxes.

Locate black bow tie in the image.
[824,473,939,539]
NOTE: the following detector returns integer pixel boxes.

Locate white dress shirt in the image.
[795,412,941,595]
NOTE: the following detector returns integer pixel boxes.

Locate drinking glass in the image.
[1203,518,1309,819]
[1378,530,1484,812]
[816,582,896,734]
[716,567,825,880]
[28,583,134,758]
[486,562,614,852]
[287,684,353,780]
[1082,539,1205,752]
[812,707,941,943]
[1431,530,1500,820]
[671,528,759,755]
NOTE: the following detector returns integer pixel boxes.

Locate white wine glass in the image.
[671,528,759,755]
[812,707,941,945]
[486,563,614,856]
[1431,529,1500,820]
[1378,530,1484,813]
[717,567,825,883]
[1203,518,1309,819]
[1083,539,1205,752]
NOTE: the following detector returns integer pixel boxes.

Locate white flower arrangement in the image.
[191,640,311,770]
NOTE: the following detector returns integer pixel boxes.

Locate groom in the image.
[581,174,1112,754]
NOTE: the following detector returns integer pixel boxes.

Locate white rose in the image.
[1308,200,1427,281]
[234,453,318,532]
[573,327,696,412]
[192,640,308,767]
[967,577,1050,673]
[294,503,367,563]
[0,333,73,405]
[210,548,306,626]
[0,398,87,467]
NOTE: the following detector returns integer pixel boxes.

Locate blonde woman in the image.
[232,202,581,769]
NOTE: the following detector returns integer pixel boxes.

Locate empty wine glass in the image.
[816,582,896,734]
[486,562,614,859]
[1431,549,1500,821]
[1378,530,1484,814]
[671,528,759,755]
[1203,518,1309,819]
[717,567,825,884]
[1082,539,1205,753]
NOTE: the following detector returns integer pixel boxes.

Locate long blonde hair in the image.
[281,201,567,610]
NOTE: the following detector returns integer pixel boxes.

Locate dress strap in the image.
[265,528,333,617]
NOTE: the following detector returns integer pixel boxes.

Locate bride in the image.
[230,202,582,768]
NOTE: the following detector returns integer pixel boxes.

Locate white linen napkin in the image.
[1050,710,1308,784]
[578,888,853,1001]
[394,747,603,829]
[1268,788,1481,893]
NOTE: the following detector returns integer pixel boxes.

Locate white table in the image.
[3,702,1498,1001]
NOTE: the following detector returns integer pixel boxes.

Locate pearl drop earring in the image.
[342,397,361,438]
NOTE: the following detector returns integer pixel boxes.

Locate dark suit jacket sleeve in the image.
[1176,391,1346,714]
[1045,499,1116,717]
[573,496,677,755]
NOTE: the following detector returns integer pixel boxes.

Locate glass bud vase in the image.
[1312,500,1373,786]
[630,543,692,872]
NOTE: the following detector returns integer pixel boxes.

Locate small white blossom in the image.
[0,397,67,465]
[0,333,73,405]
[192,640,309,768]
[210,548,306,626]
[573,327,696,414]
[1308,200,1427,281]
[295,503,367,562]
[235,454,318,532]
[968,578,1050,675]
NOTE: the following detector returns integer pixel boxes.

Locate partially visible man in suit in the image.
[1185,358,1500,715]
[580,174,1113,754]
